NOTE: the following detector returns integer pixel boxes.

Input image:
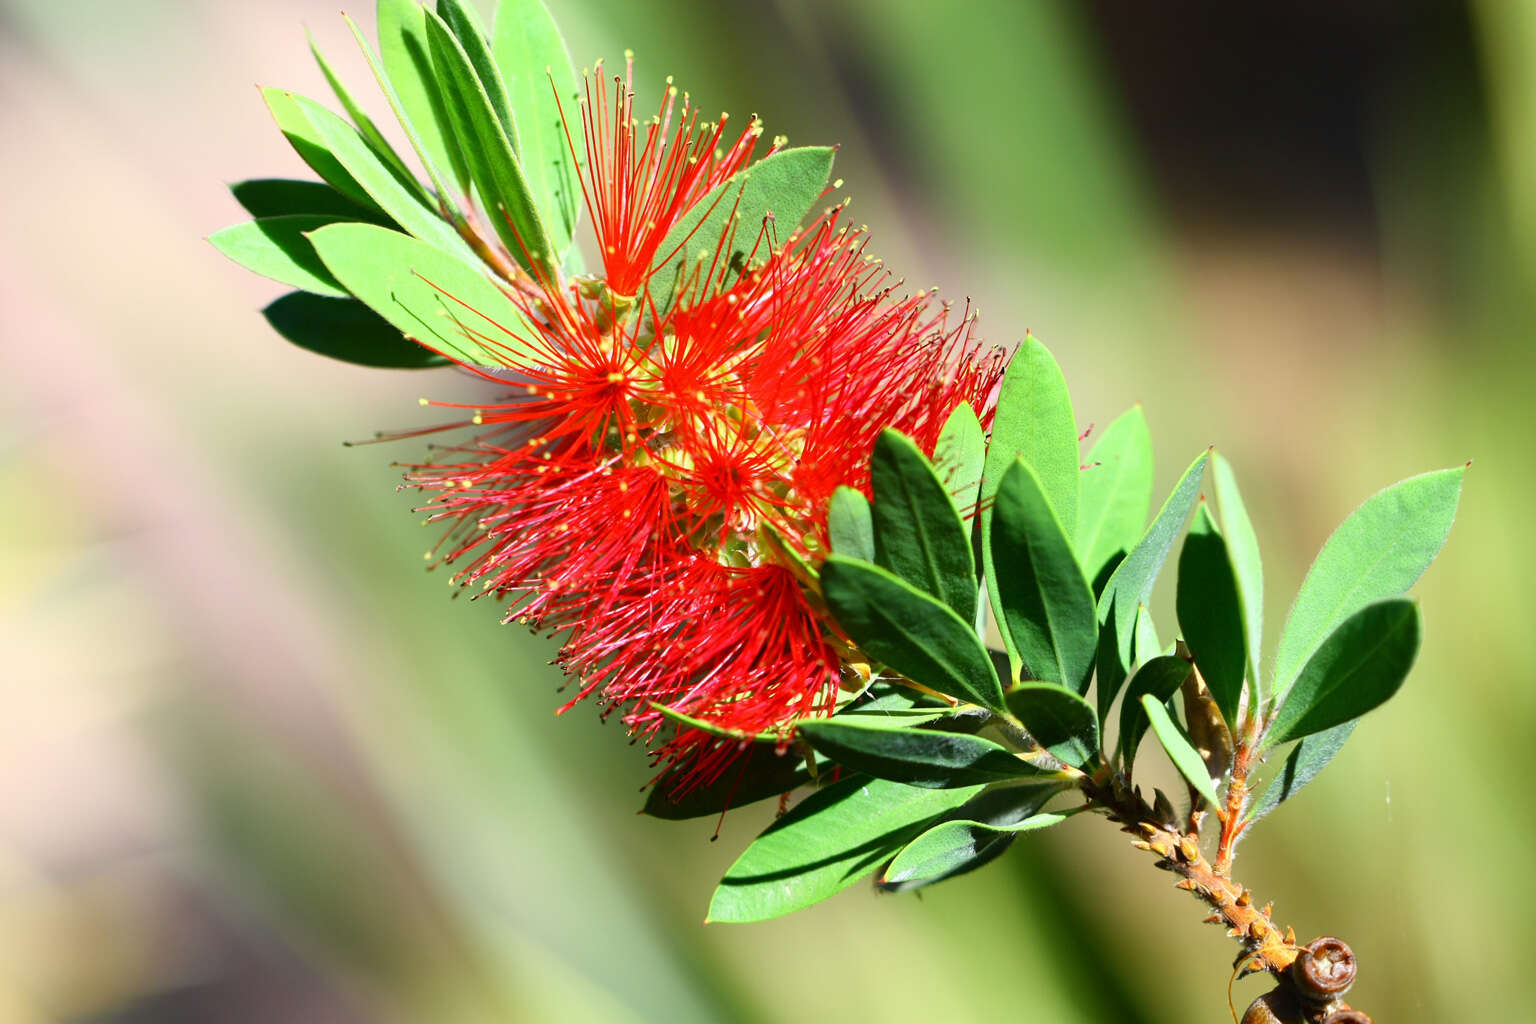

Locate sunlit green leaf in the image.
[827,486,874,562]
[1117,654,1192,769]
[261,88,378,211]
[797,717,1050,789]
[821,556,1005,712]
[377,0,470,194]
[878,806,1070,892]
[1176,502,1248,728]
[1244,722,1355,823]
[1141,696,1220,807]
[262,292,449,368]
[1272,466,1464,705]
[1211,452,1264,690]
[308,31,428,204]
[707,776,983,922]
[1006,684,1099,768]
[1076,405,1153,592]
[870,429,977,622]
[990,459,1096,693]
[1267,599,1420,747]
[211,215,349,298]
[933,402,986,517]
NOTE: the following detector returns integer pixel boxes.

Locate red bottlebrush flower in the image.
[398,73,1006,791]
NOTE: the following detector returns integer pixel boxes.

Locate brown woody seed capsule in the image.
[1241,986,1302,1024]
[1292,936,1357,1003]
[1322,1011,1372,1024]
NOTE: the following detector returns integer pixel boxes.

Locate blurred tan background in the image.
[0,0,1529,1020]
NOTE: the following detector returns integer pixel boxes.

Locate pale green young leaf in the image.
[1076,405,1153,592]
[870,429,977,622]
[211,215,349,298]
[1141,696,1221,807]
[377,0,470,194]
[1211,452,1264,691]
[827,486,874,562]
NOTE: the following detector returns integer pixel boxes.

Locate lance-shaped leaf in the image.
[820,556,1006,712]
[308,32,428,205]
[1211,452,1264,690]
[649,147,835,308]
[870,429,977,622]
[211,215,350,298]
[1117,654,1193,768]
[1133,603,1162,665]
[437,0,518,153]
[1176,502,1248,728]
[377,0,470,194]
[308,222,536,367]
[1006,684,1099,768]
[878,806,1071,892]
[827,486,874,562]
[642,745,825,821]
[707,776,984,922]
[288,93,476,262]
[1272,466,1464,705]
[424,9,555,275]
[933,402,986,516]
[651,703,781,745]
[1076,405,1153,592]
[1095,449,1209,723]
[1244,721,1356,823]
[261,88,379,211]
[493,0,583,258]
[796,717,1050,789]
[991,459,1096,692]
[230,178,388,223]
[1141,695,1221,807]
[262,292,451,369]
[1266,598,1420,747]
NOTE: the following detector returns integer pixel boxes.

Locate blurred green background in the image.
[0,0,1527,1020]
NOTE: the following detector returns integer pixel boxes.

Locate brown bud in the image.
[1241,986,1302,1024]
[1236,887,1253,907]
[1179,835,1201,862]
[1292,936,1357,1004]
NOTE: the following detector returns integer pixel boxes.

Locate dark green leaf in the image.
[1245,722,1355,823]
[210,215,350,298]
[230,178,387,223]
[377,0,470,194]
[879,806,1070,892]
[1095,449,1209,723]
[707,776,984,922]
[827,486,874,562]
[1006,684,1099,768]
[642,745,824,820]
[424,10,556,274]
[649,147,835,307]
[933,402,986,517]
[262,292,449,368]
[1175,502,1248,729]
[820,556,1005,712]
[308,222,535,366]
[870,429,977,622]
[1117,654,1192,768]
[1141,696,1220,807]
[289,93,476,261]
[990,459,1096,693]
[437,0,518,153]
[261,88,378,211]
[797,718,1050,788]
[492,0,583,258]
[1272,466,1465,705]
[1076,405,1153,587]
[1267,599,1420,746]
[1211,452,1264,690]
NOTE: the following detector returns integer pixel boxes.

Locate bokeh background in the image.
[0,1,1528,1020]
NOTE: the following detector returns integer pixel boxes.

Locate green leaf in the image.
[492,0,583,258]
[642,746,824,820]
[933,402,986,516]
[982,335,1080,671]
[1175,502,1248,729]
[652,702,780,744]
[1245,722,1355,824]
[1272,466,1465,705]
[1076,405,1153,590]
[261,88,379,211]
[437,0,518,151]
[796,717,1050,788]
[870,429,977,622]
[1095,449,1209,723]
[827,486,874,562]
[1006,684,1099,768]
[1133,602,1161,666]
[262,292,449,368]
[1211,452,1264,691]
[1141,695,1221,807]
[1266,599,1420,746]
[307,222,535,366]
[649,147,835,306]
[230,178,387,223]
[423,9,555,275]
[820,556,1005,712]
[707,776,984,922]
[308,32,429,205]
[377,0,470,195]
[288,93,476,262]
[210,215,350,298]
[1117,654,1192,769]
[878,808,1070,893]
[990,459,1097,693]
